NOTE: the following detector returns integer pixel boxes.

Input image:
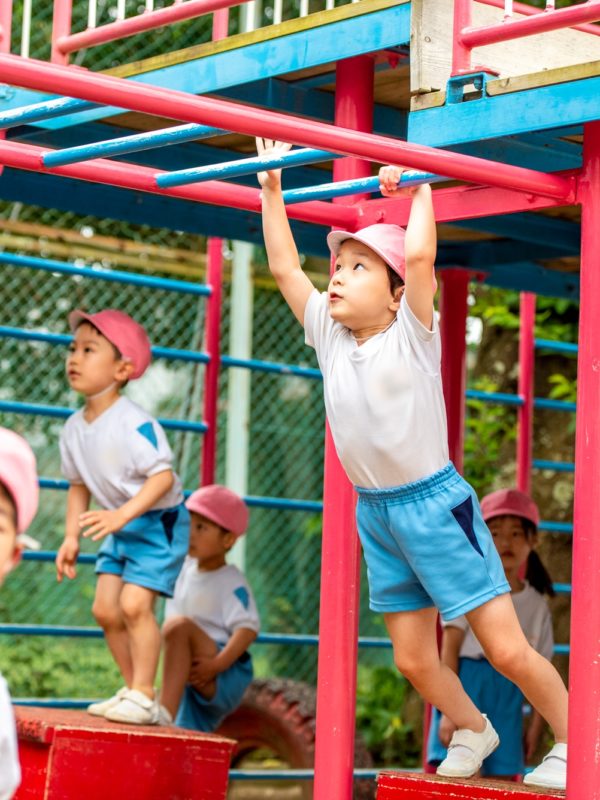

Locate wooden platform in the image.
[376,772,564,799]
[15,706,236,800]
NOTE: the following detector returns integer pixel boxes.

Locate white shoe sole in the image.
[523,775,566,790]
[436,733,500,778]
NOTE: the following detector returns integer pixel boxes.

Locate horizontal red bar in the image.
[0,139,356,229]
[461,1,600,48]
[478,0,600,36]
[0,54,576,203]
[57,0,248,53]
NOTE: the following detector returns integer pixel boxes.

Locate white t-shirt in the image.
[0,674,20,800]
[304,290,449,488]
[444,581,554,661]
[60,396,183,510]
[165,559,260,645]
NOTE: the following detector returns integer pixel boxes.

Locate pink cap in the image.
[0,428,40,540]
[481,488,539,529]
[186,484,249,538]
[327,224,407,281]
[69,309,152,380]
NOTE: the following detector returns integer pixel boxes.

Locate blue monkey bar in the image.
[282,170,446,204]
[0,97,100,129]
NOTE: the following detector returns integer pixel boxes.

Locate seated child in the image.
[159,485,259,731]
[427,489,555,779]
[55,309,189,725]
[0,428,40,800]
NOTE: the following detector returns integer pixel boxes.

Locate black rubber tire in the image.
[217,678,375,800]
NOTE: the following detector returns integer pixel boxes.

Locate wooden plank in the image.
[377,771,563,799]
[487,59,600,96]
[411,0,600,97]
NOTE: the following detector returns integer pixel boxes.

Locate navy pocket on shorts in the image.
[450,495,484,557]
[160,509,178,545]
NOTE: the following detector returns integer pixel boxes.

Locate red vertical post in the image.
[439,268,469,473]
[452,0,472,76]
[212,8,229,40]
[313,55,374,800]
[200,238,223,487]
[516,292,536,495]
[51,0,73,65]
[569,120,600,800]
[0,0,12,53]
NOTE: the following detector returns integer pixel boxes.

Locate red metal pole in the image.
[452,0,473,76]
[516,292,536,495]
[313,55,374,800]
[200,238,223,487]
[0,0,12,53]
[212,8,229,41]
[479,0,600,35]
[51,0,72,65]
[461,0,600,49]
[439,269,469,474]
[569,120,600,800]
[0,54,576,202]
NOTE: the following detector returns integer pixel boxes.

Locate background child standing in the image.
[427,488,555,780]
[55,309,189,726]
[0,428,40,800]
[160,485,259,731]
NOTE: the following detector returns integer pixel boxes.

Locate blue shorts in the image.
[175,649,253,733]
[355,463,510,619]
[95,504,190,597]
[427,657,525,776]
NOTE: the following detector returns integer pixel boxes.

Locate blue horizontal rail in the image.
[156,148,342,189]
[0,252,210,297]
[43,123,227,168]
[0,97,99,130]
[282,170,446,205]
[466,389,523,406]
[0,400,207,434]
[0,326,210,365]
[533,459,574,473]
[539,520,573,535]
[222,355,322,380]
[535,338,578,355]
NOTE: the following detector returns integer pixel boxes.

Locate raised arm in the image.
[379,166,437,329]
[256,138,315,325]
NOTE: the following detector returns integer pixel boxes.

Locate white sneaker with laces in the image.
[87,686,129,717]
[523,743,567,790]
[436,715,499,778]
[104,688,160,725]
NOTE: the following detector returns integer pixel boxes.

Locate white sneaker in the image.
[87,687,129,717]
[104,688,160,725]
[523,743,567,790]
[157,704,174,727]
[436,715,499,778]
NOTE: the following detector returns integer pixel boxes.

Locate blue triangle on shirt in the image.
[234,586,250,609]
[137,422,158,450]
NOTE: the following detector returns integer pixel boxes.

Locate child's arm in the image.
[78,470,175,542]
[189,627,258,689]
[257,138,315,325]
[56,483,91,581]
[438,624,466,746]
[379,167,437,330]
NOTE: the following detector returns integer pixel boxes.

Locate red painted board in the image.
[376,772,564,799]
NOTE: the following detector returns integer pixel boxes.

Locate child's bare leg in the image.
[160,617,218,718]
[92,574,133,685]
[384,607,485,732]
[119,583,160,699]
[468,595,568,742]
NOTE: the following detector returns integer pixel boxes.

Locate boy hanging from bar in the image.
[256,140,568,790]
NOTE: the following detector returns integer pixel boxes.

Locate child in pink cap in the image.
[257,143,567,789]
[55,309,190,726]
[159,485,259,730]
[0,428,41,800]
[428,489,558,783]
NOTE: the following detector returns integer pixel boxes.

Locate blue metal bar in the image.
[466,389,524,406]
[14,698,92,709]
[534,397,576,413]
[282,170,446,205]
[539,520,573,535]
[42,123,227,167]
[22,551,96,564]
[0,252,210,297]
[535,338,578,355]
[156,148,342,189]
[222,355,322,380]
[0,97,99,130]
[553,583,572,594]
[0,400,207,434]
[0,326,210,365]
[533,459,575,473]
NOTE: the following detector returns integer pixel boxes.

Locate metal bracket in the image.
[446,71,492,105]
[0,84,15,102]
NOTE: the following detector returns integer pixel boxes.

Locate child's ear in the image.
[389,285,404,312]
[223,531,236,551]
[115,360,134,383]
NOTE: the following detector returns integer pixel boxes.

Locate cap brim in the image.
[326,230,405,280]
[68,309,92,333]
[16,532,41,550]
[483,505,539,528]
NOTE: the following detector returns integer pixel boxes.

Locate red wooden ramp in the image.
[377,772,564,799]
[14,706,235,800]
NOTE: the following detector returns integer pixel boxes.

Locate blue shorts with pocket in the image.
[175,648,253,733]
[427,656,525,776]
[95,504,190,597]
[355,462,510,619]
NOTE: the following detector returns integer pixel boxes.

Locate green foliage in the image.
[547,374,577,403]
[356,665,420,767]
